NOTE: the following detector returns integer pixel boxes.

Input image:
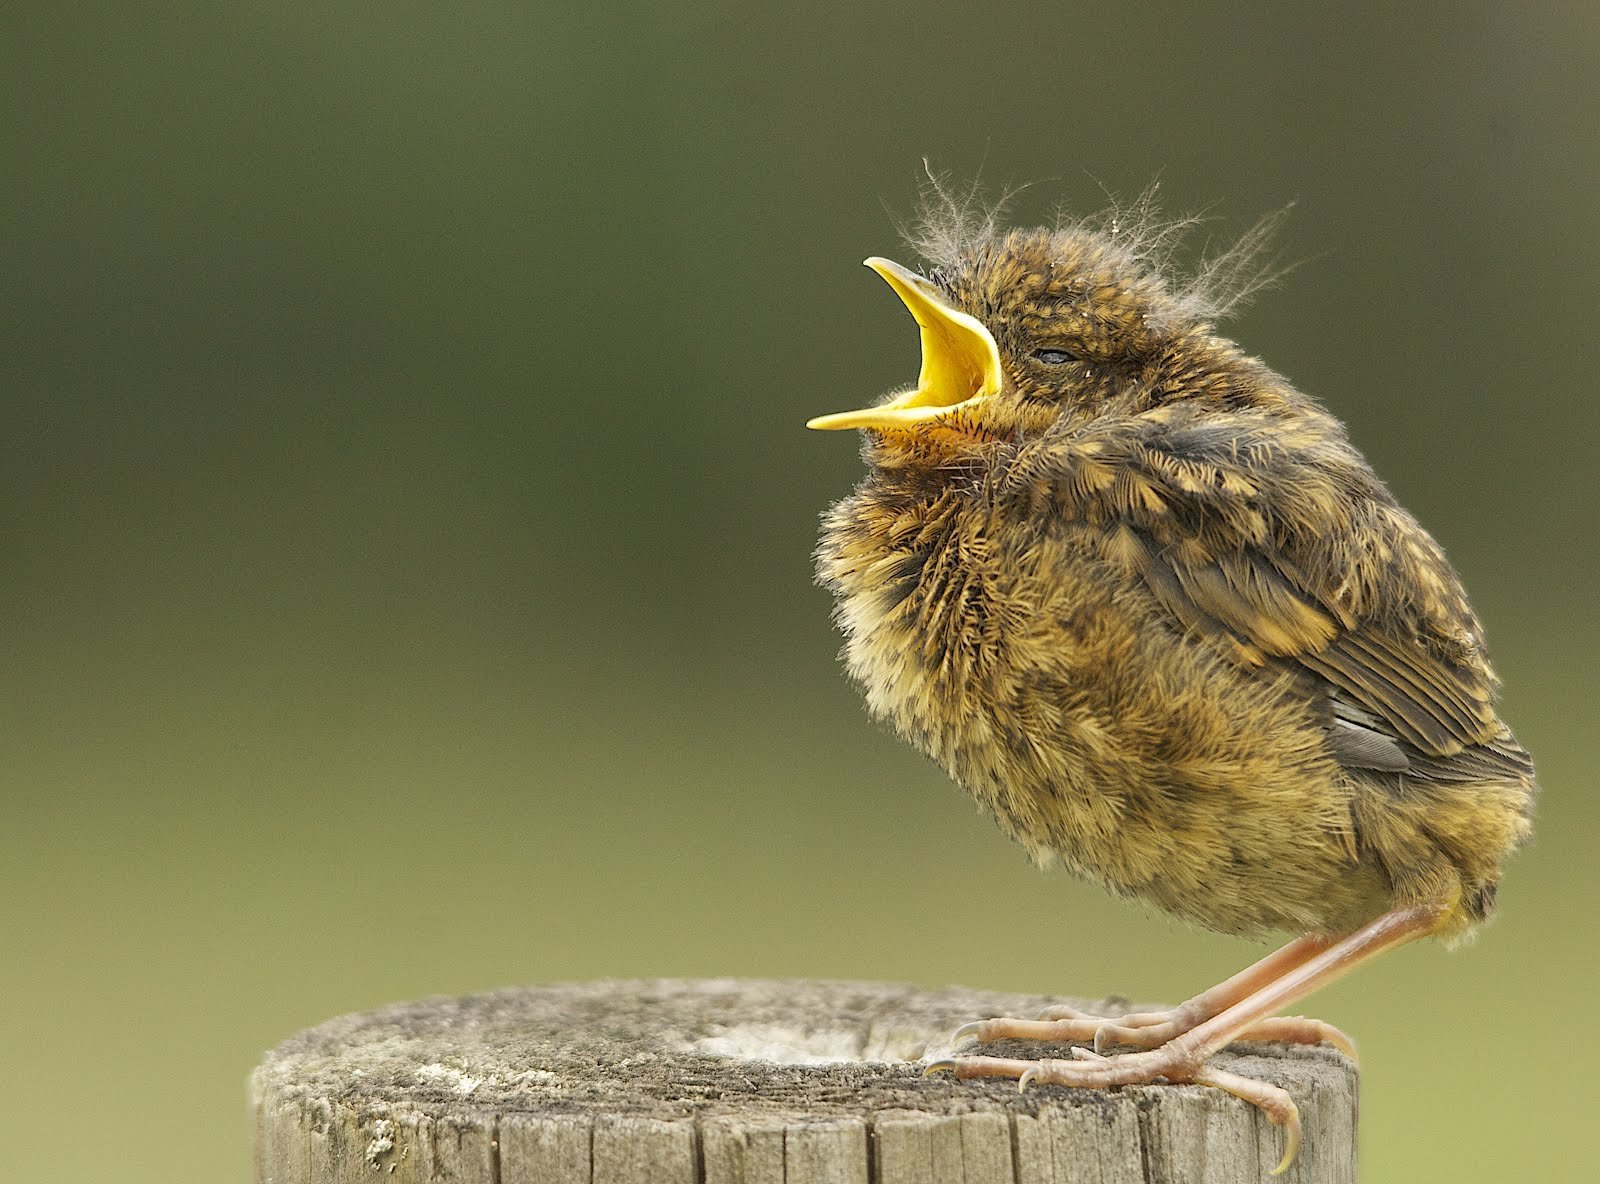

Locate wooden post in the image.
[251,978,1356,1184]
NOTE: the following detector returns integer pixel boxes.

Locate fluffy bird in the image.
[809,188,1534,1172]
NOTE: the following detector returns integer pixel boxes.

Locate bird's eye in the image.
[1032,348,1078,365]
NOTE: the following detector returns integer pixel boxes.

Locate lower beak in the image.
[807,258,1004,432]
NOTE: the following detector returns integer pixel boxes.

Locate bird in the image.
[806,186,1535,1173]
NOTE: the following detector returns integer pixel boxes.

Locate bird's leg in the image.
[963,932,1352,1055]
[931,903,1447,1175]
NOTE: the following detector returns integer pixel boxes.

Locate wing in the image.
[1017,403,1531,780]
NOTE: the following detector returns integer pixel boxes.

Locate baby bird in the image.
[808,194,1534,1172]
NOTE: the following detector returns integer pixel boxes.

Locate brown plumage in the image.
[809,191,1534,1170]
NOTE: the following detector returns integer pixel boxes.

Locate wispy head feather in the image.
[1182,203,1297,321]
[896,171,1295,325]
[893,162,1024,275]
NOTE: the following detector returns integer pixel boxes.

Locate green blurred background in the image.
[4,2,1596,1180]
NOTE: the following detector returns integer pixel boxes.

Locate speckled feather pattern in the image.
[818,223,1534,942]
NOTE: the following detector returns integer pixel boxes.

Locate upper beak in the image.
[806,257,1004,431]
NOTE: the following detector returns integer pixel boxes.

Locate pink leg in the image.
[931,904,1446,1175]
[963,931,1352,1056]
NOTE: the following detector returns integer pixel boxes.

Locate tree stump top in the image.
[252,977,1356,1184]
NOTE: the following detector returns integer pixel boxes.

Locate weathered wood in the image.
[251,978,1356,1184]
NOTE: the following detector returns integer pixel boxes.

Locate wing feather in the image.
[1025,405,1523,778]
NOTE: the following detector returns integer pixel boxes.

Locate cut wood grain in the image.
[251,978,1356,1184]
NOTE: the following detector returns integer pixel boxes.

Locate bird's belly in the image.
[827,520,1381,935]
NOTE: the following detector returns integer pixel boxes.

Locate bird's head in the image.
[808,211,1283,465]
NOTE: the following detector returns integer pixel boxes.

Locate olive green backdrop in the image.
[5,3,1596,1181]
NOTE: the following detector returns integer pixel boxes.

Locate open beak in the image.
[806,258,1004,432]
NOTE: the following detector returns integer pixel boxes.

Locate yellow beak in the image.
[806,257,1004,431]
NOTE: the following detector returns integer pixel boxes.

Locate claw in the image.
[1240,1015,1359,1061]
[1270,1102,1304,1176]
[1305,1021,1357,1061]
[1017,1065,1039,1094]
[950,1021,986,1050]
[922,1059,957,1077]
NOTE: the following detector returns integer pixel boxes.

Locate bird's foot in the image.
[928,911,1454,1175]
[926,1043,1303,1175]
[955,1004,1354,1058]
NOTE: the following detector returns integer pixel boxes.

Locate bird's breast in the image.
[817,484,1087,855]
[819,488,1011,750]
[817,480,1377,935]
